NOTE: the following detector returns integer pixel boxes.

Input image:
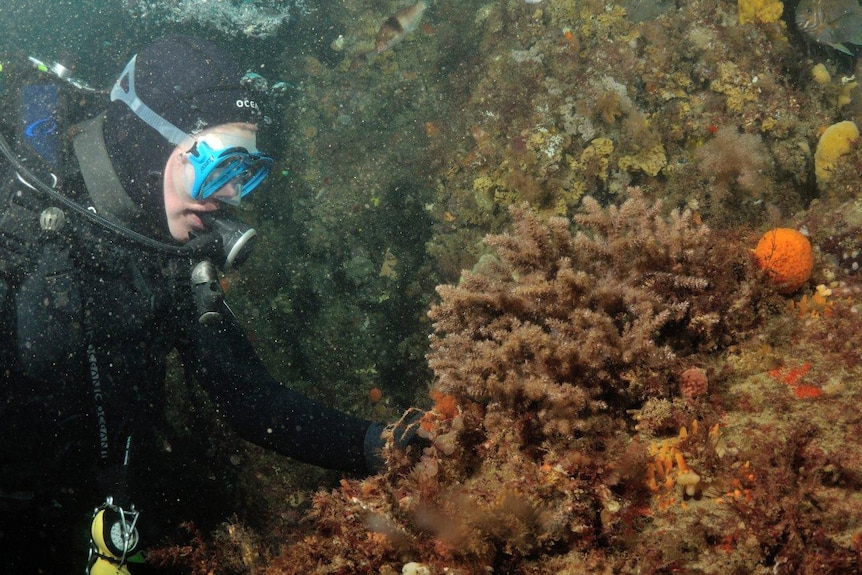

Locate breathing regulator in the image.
[188,213,258,325]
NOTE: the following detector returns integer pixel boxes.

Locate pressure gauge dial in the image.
[108,519,139,555]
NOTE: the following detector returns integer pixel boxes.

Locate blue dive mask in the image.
[185,140,273,203]
[110,54,273,204]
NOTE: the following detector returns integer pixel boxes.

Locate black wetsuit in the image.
[0,154,378,573]
[4,229,374,470]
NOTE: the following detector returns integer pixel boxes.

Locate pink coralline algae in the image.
[679,367,708,399]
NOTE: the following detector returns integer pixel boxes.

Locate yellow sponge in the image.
[738,0,783,24]
[815,120,859,184]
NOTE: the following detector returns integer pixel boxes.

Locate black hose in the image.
[0,126,191,256]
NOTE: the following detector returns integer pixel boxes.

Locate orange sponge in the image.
[753,228,813,294]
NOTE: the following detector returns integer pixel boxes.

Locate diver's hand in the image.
[362,409,426,474]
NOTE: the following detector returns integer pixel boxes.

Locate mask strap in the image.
[110,55,190,146]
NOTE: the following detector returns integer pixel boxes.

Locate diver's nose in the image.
[214,181,242,205]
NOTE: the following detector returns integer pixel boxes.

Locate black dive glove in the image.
[363,410,427,474]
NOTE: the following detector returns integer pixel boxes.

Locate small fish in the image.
[795,0,862,55]
[374,0,429,53]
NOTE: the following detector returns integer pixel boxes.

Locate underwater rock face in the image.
[217,193,781,574]
[143,0,862,572]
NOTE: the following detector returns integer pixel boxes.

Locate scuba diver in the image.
[0,36,417,573]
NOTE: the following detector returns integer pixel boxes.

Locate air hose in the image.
[0,126,193,255]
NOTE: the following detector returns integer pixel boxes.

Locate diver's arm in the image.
[189,304,381,474]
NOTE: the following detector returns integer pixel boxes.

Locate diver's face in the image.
[163,122,259,241]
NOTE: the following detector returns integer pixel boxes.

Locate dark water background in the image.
[2,1,151,86]
[0,1,302,91]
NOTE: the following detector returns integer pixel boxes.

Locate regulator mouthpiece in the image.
[200,214,257,270]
